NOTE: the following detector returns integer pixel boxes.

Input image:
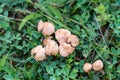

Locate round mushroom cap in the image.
[38,20,44,32]
[31,45,46,61]
[45,39,58,56]
[59,43,75,57]
[55,29,71,44]
[83,63,92,73]
[42,22,55,36]
[93,60,103,71]
[67,35,79,47]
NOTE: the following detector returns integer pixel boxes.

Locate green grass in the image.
[0,0,120,80]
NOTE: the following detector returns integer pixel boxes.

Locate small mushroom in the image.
[38,20,44,32]
[31,45,46,61]
[67,35,79,47]
[93,60,103,71]
[43,37,52,46]
[45,39,58,56]
[55,29,71,44]
[83,63,92,73]
[59,43,75,57]
[43,38,48,46]
[42,22,55,36]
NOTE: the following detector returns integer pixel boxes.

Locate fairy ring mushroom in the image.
[67,35,79,47]
[83,63,92,73]
[42,22,55,36]
[55,29,71,44]
[59,43,75,57]
[37,20,55,36]
[93,60,103,71]
[44,38,58,56]
[31,45,46,61]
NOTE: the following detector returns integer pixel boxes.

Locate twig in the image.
[108,32,114,45]
[94,15,107,46]
[0,14,37,28]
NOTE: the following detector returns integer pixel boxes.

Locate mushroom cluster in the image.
[31,20,79,61]
[83,59,103,73]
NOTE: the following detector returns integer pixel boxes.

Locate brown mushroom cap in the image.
[93,60,103,71]
[31,45,46,61]
[42,22,55,36]
[45,39,58,56]
[38,20,44,32]
[83,63,92,73]
[67,35,79,47]
[59,43,75,57]
[55,29,71,44]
